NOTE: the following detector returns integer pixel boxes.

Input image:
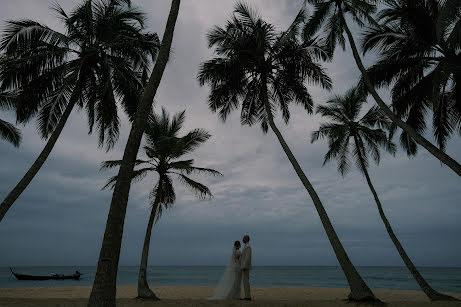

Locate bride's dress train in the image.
[209,248,242,300]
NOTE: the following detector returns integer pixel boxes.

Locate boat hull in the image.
[10,268,81,281]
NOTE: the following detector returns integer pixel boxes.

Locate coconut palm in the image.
[198,2,376,301]
[0,0,159,222]
[361,0,461,155]
[0,91,21,147]
[312,87,456,301]
[101,108,222,300]
[88,1,181,305]
[303,0,461,176]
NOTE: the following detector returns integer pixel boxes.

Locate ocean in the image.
[1,266,460,292]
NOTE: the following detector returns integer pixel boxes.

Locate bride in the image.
[209,241,242,300]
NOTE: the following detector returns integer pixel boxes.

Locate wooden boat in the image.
[10,267,82,280]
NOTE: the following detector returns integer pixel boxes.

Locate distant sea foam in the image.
[1,266,460,292]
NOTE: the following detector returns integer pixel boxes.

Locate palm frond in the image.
[0,91,16,111]
[1,19,69,56]
[169,109,186,136]
[37,82,74,138]
[101,175,118,190]
[399,129,418,156]
[352,136,369,175]
[359,105,393,131]
[150,175,176,223]
[0,118,21,147]
[169,159,223,176]
[234,1,261,28]
[436,0,461,46]
[240,78,263,126]
[177,174,213,200]
[273,8,306,51]
[101,166,154,190]
[173,128,211,157]
[186,167,223,176]
[311,123,346,143]
[324,12,346,52]
[99,159,148,171]
[316,103,348,123]
[131,167,155,183]
[303,2,333,38]
[167,159,193,171]
[432,90,455,151]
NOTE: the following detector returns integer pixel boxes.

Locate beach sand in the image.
[0,286,460,306]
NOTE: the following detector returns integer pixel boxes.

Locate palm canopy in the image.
[312,87,396,175]
[101,108,222,222]
[0,0,159,150]
[0,90,21,147]
[361,0,461,154]
[198,1,332,132]
[303,0,378,54]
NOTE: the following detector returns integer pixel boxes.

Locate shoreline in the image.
[1,286,460,306]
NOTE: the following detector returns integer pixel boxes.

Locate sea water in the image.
[0,266,460,292]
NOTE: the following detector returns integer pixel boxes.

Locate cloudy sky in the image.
[0,0,460,268]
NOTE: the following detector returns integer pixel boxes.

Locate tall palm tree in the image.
[361,0,461,155]
[312,87,456,301]
[0,91,21,147]
[198,2,376,301]
[101,108,222,300]
[88,1,181,305]
[304,0,461,176]
[0,0,159,222]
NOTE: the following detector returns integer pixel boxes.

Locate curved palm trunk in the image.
[88,1,181,306]
[261,76,376,301]
[0,98,76,222]
[137,182,162,300]
[353,136,456,301]
[341,16,461,177]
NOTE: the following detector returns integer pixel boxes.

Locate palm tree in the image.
[303,0,461,176]
[0,91,21,147]
[198,2,376,301]
[88,1,181,305]
[361,0,461,155]
[312,87,457,301]
[101,108,222,300]
[0,0,159,222]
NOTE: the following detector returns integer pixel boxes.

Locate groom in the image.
[240,234,252,300]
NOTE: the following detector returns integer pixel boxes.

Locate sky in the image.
[0,0,460,268]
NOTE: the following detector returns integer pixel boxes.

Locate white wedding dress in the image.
[209,248,242,300]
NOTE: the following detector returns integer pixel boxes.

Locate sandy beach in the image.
[0,286,460,306]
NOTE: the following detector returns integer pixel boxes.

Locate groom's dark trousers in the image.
[242,269,251,298]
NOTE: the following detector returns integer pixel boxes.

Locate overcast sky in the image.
[0,0,460,268]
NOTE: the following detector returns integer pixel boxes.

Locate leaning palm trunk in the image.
[261,77,376,301]
[0,98,76,222]
[353,137,456,301]
[137,185,162,300]
[88,1,181,306]
[340,15,461,177]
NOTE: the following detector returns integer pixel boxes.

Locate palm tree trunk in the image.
[341,15,461,177]
[260,75,376,301]
[88,1,181,306]
[0,98,76,222]
[137,182,162,300]
[352,136,456,301]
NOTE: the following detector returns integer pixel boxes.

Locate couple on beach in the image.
[210,235,253,300]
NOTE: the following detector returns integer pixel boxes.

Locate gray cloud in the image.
[0,0,460,268]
